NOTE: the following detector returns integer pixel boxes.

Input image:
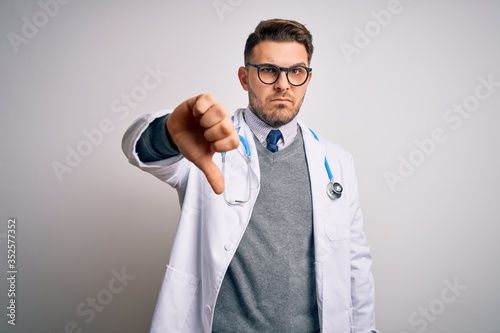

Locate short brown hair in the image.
[244,19,314,65]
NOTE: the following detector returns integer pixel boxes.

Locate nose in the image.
[274,70,290,90]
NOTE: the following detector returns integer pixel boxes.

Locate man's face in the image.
[238,41,312,128]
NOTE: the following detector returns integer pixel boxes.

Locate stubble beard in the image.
[248,87,306,128]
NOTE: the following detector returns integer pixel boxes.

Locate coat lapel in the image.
[298,122,334,263]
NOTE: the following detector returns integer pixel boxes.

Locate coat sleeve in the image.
[347,154,379,333]
[121,109,191,191]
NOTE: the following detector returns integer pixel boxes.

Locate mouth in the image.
[270,98,292,103]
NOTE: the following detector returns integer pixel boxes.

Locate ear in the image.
[238,66,249,91]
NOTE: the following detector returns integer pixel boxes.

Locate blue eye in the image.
[261,66,278,74]
[289,67,304,76]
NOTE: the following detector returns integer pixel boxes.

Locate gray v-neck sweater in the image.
[212,129,319,333]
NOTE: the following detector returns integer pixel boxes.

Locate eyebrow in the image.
[262,62,308,67]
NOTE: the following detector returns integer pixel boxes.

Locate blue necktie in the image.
[266,129,282,152]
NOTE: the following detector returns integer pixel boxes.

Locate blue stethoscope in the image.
[221,135,252,205]
[221,129,343,205]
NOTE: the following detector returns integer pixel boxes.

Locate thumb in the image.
[195,157,225,195]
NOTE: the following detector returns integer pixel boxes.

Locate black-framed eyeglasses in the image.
[245,63,312,87]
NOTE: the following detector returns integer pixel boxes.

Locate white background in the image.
[1,0,499,332]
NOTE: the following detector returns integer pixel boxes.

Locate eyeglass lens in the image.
[258,64,309,86]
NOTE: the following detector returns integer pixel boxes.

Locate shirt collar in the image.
[243,108,298,150]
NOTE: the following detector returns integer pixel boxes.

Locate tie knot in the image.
[266,129,282,152]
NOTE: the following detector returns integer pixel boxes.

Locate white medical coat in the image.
[122,109,378,333]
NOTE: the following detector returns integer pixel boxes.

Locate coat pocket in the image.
[150,265,200,333]
[324,202,351,241]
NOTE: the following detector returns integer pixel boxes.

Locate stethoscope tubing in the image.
[222,129,343,205]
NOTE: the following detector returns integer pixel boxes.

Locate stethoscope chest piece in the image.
[327,181,343,199]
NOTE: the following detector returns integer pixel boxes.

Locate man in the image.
[122,19,378,333]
